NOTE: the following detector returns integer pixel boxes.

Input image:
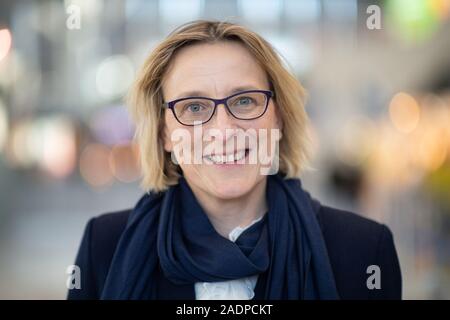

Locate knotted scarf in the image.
[100,174,339,299]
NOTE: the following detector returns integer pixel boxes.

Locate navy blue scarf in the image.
[101,174,339,299]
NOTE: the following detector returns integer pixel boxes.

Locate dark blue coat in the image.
[67,205,402,300]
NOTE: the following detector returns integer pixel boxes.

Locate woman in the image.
[68,20,401,300]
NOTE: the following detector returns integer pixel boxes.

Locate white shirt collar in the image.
[228,215,264,242]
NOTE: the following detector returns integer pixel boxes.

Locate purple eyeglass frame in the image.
[162,89,274,126]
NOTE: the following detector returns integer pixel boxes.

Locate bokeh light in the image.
[0,100,8,152]
[89,105,134,146]
[96,55,135,101]
[109,143,141,183]
[79,143,114,188]
[7,119,35,168]
[385,0,450,43]
[37,117,77,178]
[5,116,77,178]
[416,126,448,172]
[0,28,12,62]
[389,92,421,134]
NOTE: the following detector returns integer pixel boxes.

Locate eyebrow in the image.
[173,85,262,100]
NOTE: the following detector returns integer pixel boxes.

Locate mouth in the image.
[203,149,250,165]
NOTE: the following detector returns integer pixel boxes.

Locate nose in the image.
[204,103,240,147]
[210,102,238,130]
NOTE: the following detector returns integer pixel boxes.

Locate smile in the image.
[203,149,249,164]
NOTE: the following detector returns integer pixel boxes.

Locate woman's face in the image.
[162,41,282,200]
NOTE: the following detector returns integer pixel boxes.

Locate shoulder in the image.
[317,204,390,249]
[88,209,131,245]
[67,209,131,299]
[316,204,402,299]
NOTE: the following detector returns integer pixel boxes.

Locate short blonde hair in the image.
[128,20,311,192]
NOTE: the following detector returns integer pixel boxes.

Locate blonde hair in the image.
[127,20,311,192]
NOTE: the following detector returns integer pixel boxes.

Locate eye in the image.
[235,97,254,106]
[185,103,205,113]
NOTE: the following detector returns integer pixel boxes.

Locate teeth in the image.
[205,150,246,164]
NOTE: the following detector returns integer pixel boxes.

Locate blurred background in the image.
[0,0,449,299]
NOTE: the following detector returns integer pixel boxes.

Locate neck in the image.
[186,178,268,238]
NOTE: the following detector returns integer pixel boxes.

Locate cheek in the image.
[267,103,282,129]
[251,106,282,155]
[163,113,182,151]
[249,104,281,131]
[164,111,177,130]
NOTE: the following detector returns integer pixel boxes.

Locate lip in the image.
[203,149,250,166]
[203,149,248,157]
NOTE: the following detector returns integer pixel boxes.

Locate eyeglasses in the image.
[163,89,274,126]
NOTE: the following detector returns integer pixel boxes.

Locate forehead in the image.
[162,41,269,99]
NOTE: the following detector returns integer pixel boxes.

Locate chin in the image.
[209,178,254,199]
[192,166,263,200]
